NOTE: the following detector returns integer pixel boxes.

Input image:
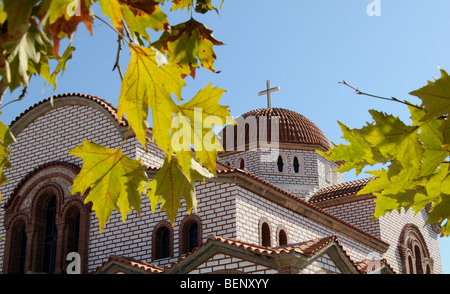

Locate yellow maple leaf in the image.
[118,45,186,152]
[146,154,212,225]
[174,83,234,175]
[69,140,148,233]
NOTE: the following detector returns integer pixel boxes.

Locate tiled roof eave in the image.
[213,169,389,252]
[9,93,129,136]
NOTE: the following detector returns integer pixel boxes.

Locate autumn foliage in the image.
[0,0,229,232]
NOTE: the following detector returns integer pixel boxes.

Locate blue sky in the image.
[1,0,450,273]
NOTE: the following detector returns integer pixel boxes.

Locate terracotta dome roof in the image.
[221,108,331,151]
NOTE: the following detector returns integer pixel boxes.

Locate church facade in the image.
[0,93,442,274]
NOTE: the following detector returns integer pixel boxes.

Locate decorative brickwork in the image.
[0,94,442,274]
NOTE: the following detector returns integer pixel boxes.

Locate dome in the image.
[221,108,331,151]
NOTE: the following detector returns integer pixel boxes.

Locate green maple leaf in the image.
[409,67,450,121]
[118,45,186,152]
[320,122,388,175]
[146,154,212,225]
[69,140,148,233]
[152,18,224,78]
[359,110,422,168]
[409,106,448,175]
[2,0,38,36]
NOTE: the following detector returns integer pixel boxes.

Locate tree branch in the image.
[339,80,422,109]
[0,80,8,106]
[113,35,124,80]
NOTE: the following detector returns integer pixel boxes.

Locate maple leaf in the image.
[152,18,224,78]
[409,67,450,122]
[195,0,218,14]
[48,0,93,57]
[69,140,148,233]
[0,117,16,201]
[2,0,38,36]
[98,0,169,42]
[319,121,388,175]
[175,83,233,175]
[170,0,193,11]
[117,45,186,152]
[146,154,213,225]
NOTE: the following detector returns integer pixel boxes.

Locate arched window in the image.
[261,222,271,247]
[278,229,288,246]
[160,228,170,258]
[6,218,28,274]
[400,224,433,274]
[42,196,58,274]
[277,155,284,172]
[239,158,245,169]
[153,223,173,260]
[293,156,300,174]
[65,206,81,254]
[3,163,90,274]
[180,215,202,254]
[187,222,199,252]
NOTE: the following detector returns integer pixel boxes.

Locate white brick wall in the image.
[220,148,344,200]
[234,186,377,265]
[190,253,277,274]
[379,208,442,274]
[323,198,380,238]
[0,99,442,275]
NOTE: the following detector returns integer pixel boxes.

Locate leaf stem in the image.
[339,80,422,110]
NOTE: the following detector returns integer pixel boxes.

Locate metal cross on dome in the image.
[258,80,280,108]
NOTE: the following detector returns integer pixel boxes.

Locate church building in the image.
[0,91,442,274]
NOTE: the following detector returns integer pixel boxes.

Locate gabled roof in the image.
[211,168,389,252]
[164,234,361,274]
[146,164,389,252]
[90,234,394,274]
[91,256,164,274]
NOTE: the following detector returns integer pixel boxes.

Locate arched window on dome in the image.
[293,156,301,174]
[277,155,284,172]
[400,224,433,274]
